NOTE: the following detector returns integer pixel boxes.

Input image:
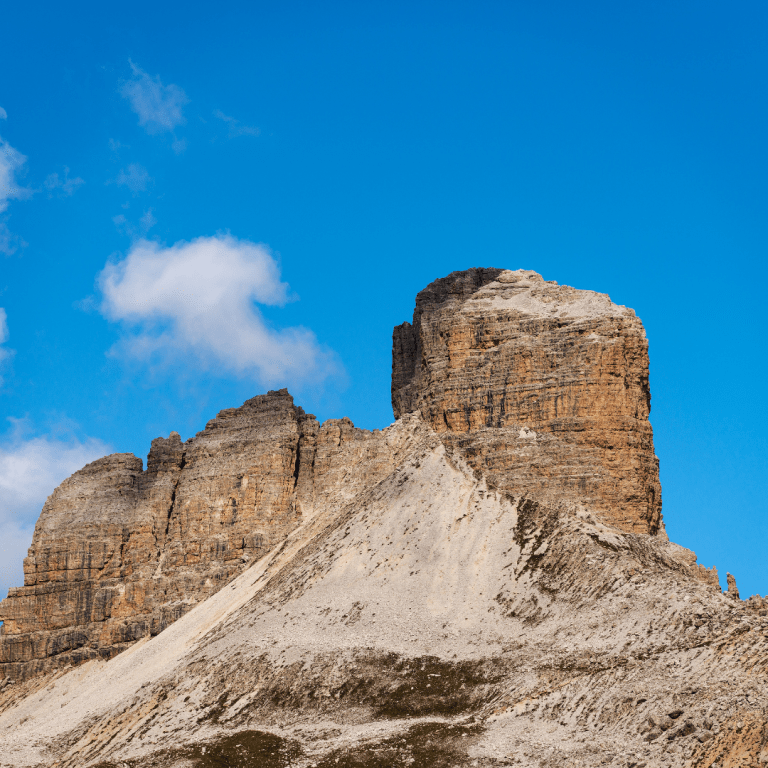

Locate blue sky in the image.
[0,1,766,601]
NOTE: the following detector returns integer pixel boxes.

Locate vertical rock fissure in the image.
[164,451,186,540]
[292,436,301,490]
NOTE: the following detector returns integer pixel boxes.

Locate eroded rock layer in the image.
[392,268,662,534]
[0,413,754,768]
[0,390,402,682]
[2,267,767,768]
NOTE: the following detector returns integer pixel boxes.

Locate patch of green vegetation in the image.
[314,722,486,768]
[92,729,303,768]
[371,654,499,719]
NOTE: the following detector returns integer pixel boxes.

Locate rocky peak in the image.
[145,431,184,476]
[3,268,766,768]
[0,389,419,682]
[392,268,661,534]
[1,269,662,685]
[0,389,317,680]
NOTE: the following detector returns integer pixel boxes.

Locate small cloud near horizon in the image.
[0,418,111,600]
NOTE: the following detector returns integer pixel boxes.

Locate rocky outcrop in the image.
[0,413,752,768]
[726,571,740,600]
[1,267,766,768]
[0,268,668,683]
[0,390,406,682]
[392,268,662,534]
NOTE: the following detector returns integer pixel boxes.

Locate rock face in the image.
[0,390,406,682]
[0,413,758,768]
[1,268,765,768]
[392,268,662,534]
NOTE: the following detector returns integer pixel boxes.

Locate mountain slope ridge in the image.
[1,268,766,768]
[2,413,764,768]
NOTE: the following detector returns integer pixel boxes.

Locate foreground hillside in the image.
[1,269,766,767]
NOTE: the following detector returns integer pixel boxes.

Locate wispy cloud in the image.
[114,163,152,194]
[96,235,343,388]
[213,109,260,138]
[0,308,12,387]
[0,136,29,214]
[0,418,111,599]
[0,225,23,256]
[44,167,85,197]
[120,61,188,135]
[113,208,157,239]
[0,107,7,120]
[0,134,31,255]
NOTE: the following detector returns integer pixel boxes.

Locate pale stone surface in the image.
[0,414,760,768]
[392,268,662,534]
[0,268,764,768]
[0,390,403,682]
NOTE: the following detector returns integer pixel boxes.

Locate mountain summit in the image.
[1,269,765,768]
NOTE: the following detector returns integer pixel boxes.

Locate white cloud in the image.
[120,61,188,135]
[0,224,21,256]
[0,107,7,120]
[114,163,151,193]
[44,166,85,197]
[0,420,111,600]
[213,109,260,138]
[112,208,156,239]
[0,134,31,254]
[0,135,29,214]
[0,308,12,387]
[97,235,342,387]
[0,307,10,355]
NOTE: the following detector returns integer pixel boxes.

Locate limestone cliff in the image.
[0,412,759,768]
[2,268,765,768]
[392,268,662,534]
[0,390,406,682]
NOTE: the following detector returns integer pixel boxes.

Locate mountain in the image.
[0,269,765,768]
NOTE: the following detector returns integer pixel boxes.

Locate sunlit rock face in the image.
[0,387,422,683]
[0,390,306,680]
[4,268,768,768]
[392,268,662,535]
[0,268,664,684]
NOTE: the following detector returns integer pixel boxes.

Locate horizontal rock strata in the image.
[2,266,764,768]
[0,414,740,768]
[0,390,406,682]
[392,268,662,534]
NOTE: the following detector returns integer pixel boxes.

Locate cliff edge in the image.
[1,268,764,768]
[392,268,661,535]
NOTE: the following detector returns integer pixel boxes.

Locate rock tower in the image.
[1,267,663,684]
[392,268,662,534]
